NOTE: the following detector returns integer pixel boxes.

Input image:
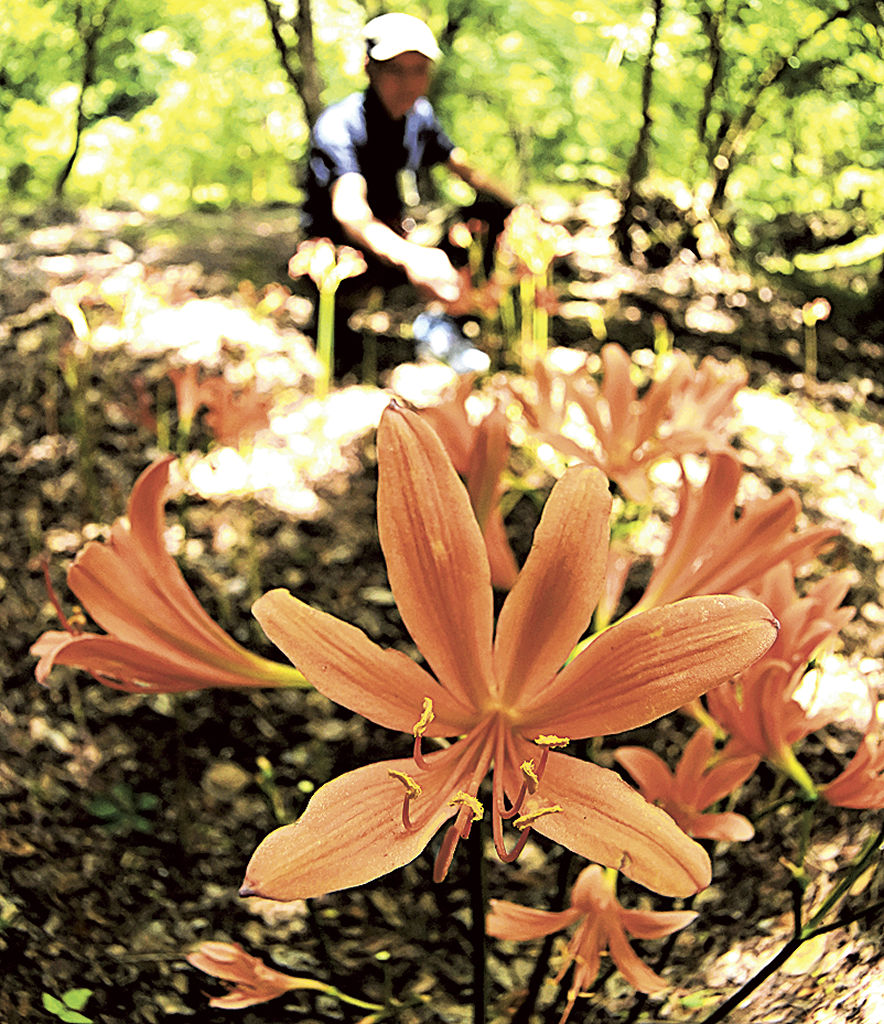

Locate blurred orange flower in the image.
[704,566,855,773]
[614,727,758,842]
[823,712,884,809]
[487,864,697,1023]
[31,457,305,693]
[500,205,572,276]
[513,345,745,503]
[631,451,839,614]
[186,941,327,1009]
[416,378,518,589]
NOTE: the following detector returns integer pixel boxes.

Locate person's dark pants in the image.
[309,196,513,376]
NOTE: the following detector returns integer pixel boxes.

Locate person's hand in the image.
[401,244,461,303]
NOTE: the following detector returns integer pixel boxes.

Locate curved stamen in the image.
[431,721,496,883]
[412,697,435,770]
[497,804,564,865]
[388,769,422,830]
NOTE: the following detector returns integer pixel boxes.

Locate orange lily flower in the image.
[242,405,777,902]
[822,711,884,809]
[201,377,273,449]
[186,941,328,1009]
[741,563,855,674]
[631,451,840,614]
[512,345,745,503]
[31,456,305,693]
[168,363,217,435]
[704,566,855,773]
[614,728,758,842]
[487,864,697,1024]
[416,378,518,589]
[706,661,833,778]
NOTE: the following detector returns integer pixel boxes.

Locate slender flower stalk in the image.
[31,456,306,693]
[499,206,570,364]
[487,864,697,1024]
[288,238,367,399]
[241,404,778,903]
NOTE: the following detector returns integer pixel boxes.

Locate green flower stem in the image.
[315,285,336,399]
[532,271,549,359]
[519,274,535,367]
[699,823,884,1024]
[323,984,385,1012]
[772,745,819,802]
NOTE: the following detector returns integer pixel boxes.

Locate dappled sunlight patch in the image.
[794,652,884,732]
[735,389,884,558]
[184,385,389,517]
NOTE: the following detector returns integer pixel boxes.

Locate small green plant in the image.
[41,988,94,1024]
[88,782,159,836]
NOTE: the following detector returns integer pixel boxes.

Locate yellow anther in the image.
[69,607,89,631]
[520,759,539,787]
[513,805,563,830]
[412,697,435,738]
[388,769,422,798]
[534,735,570,749]
[449,791,484,821]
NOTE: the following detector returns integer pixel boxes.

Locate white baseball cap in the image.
[364,13,442,62]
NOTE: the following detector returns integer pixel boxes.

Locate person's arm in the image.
[330,172,461,302]
[446,147,517,209]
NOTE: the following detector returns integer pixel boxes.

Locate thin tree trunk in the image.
[262,0,325,128]
[707,4,851,217]
[55,0,117,198]
[614,0,665,261]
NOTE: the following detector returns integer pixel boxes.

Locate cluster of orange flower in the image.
[32,344,880,1018]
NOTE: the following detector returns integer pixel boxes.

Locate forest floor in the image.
[1,198,883,1024]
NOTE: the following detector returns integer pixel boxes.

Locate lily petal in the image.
[252,588,474,734]
[377,405,494,708]
[486,901,580,942]
[494,466,611,704]
[521,596,778,738]
[685,811,755,842]
[606,924,669,992]
[619,908,698,940]
[612,746,673,805]
[529,753,711,897]
[30,630,288,692]
[240,754,459,901]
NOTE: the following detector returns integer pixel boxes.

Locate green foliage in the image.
[88,782,159,836]
[41,989,94,1024]
[2,0,882,270]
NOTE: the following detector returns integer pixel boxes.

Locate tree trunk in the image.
[262,0,325,129]
[54,0,117,198]
[614,0,665,262]
[707,4,851,218]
